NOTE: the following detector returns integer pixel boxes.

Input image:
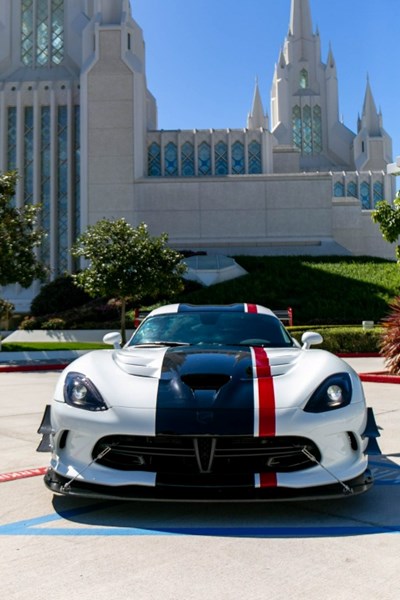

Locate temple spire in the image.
[289,0,313,39]
[247,79,268,130]
[361,77,381,136]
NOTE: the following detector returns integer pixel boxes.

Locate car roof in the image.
[148,304,277,319]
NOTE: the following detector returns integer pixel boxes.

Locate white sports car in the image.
[38,303,376,501]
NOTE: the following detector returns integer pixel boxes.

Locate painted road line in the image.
[0,467,47,482]
[1,516,400,537]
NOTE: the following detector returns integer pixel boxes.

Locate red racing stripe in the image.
[259,472,277,488]
[252,347,276,437]
[245,303,257,313]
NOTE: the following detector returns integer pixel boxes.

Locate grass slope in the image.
[178,256,400,325]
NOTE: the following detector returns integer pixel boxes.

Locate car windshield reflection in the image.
[128,311,294,348]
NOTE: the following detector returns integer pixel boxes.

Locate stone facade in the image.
[0,0,397,311]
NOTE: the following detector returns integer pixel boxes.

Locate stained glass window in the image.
[334,182,345,197]
[231,141,245,175]
[292,105,302,151]
[313,106,322,154]
[360,181,371,209]
[51,0,64,65]
[7,107,17,172]
[373,181,384,206]
[347,181,358,198]
[215,141,228,175]
[164,142,178,176]
[41,106,51,264]
[302,105,312,155]
[248,140,262,174]
[74,106,81,245]
[58,106,68,273]
[21,0,34,65]
[300,69,308,89]
[292,104,322,155]
[181,142,195,176]
[21,0,64,66]
[24,107,34,205]
[148,142,161,176]
[198,142,211,175]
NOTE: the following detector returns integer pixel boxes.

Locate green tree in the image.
[72,219,186,343]
[371,191,400,262]
[0,170,46,291]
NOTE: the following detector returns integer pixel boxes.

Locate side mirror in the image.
[301,331,323,349]
[103,332,122,349]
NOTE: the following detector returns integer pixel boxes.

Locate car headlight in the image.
[304,373,352,413]
[63,372,108,411]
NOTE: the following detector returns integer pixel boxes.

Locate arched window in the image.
[334,182,345,197]
[215,141,228,175]
[360,181,371,209]
[164,142,178,176]
[347,181,358,198]
[231,141,245,174]
[248,140,262,174]
[373,181,384,206]
[148,142,161,176]
[300,69,308,89]
[21,0,64,66]
[181,142,194,176]
[198,142,211,175]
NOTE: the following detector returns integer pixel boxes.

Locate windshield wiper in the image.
[132,341,191,347]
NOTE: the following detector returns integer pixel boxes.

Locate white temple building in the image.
[0,0,397,310]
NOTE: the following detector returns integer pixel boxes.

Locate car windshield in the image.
[128,311,294,348]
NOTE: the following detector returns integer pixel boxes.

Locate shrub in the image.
[41,317,66,330]
[0,299,14,319]
[379,297,400,375]
[30,275,92,316]
[288,326,382,354]
[19,316,41,330]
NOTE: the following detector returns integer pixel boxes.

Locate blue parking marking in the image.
[1,500,400,537]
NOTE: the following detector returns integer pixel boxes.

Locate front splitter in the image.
[43,468,373,502]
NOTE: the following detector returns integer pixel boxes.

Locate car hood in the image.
[58,344,361,412]
[114,344,300,379]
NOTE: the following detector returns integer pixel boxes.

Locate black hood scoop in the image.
[181,373,232,391]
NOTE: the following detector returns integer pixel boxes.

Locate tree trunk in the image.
[120,297,126,345]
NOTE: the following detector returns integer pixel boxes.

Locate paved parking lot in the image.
[1,364,400,600]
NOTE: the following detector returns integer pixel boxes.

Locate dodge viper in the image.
[38,303,375,501]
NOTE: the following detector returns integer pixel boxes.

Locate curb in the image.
[0,363,68,373]
[359,372,400,384]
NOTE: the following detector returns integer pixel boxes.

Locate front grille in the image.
[92,435,320,475]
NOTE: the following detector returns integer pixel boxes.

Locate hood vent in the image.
[181,373,231,391]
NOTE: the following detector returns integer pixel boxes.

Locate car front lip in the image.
[43,467,373,501]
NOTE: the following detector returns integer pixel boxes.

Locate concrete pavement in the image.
[0,361,399,600]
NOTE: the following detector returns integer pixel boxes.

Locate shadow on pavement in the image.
[51,454,400,539]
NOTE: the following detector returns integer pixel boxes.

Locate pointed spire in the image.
[361,77,381,136]
[327,43,335,69]
[247,78,268,130]
[289,0,313,38]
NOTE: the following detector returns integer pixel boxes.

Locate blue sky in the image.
[133,0,400,175]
